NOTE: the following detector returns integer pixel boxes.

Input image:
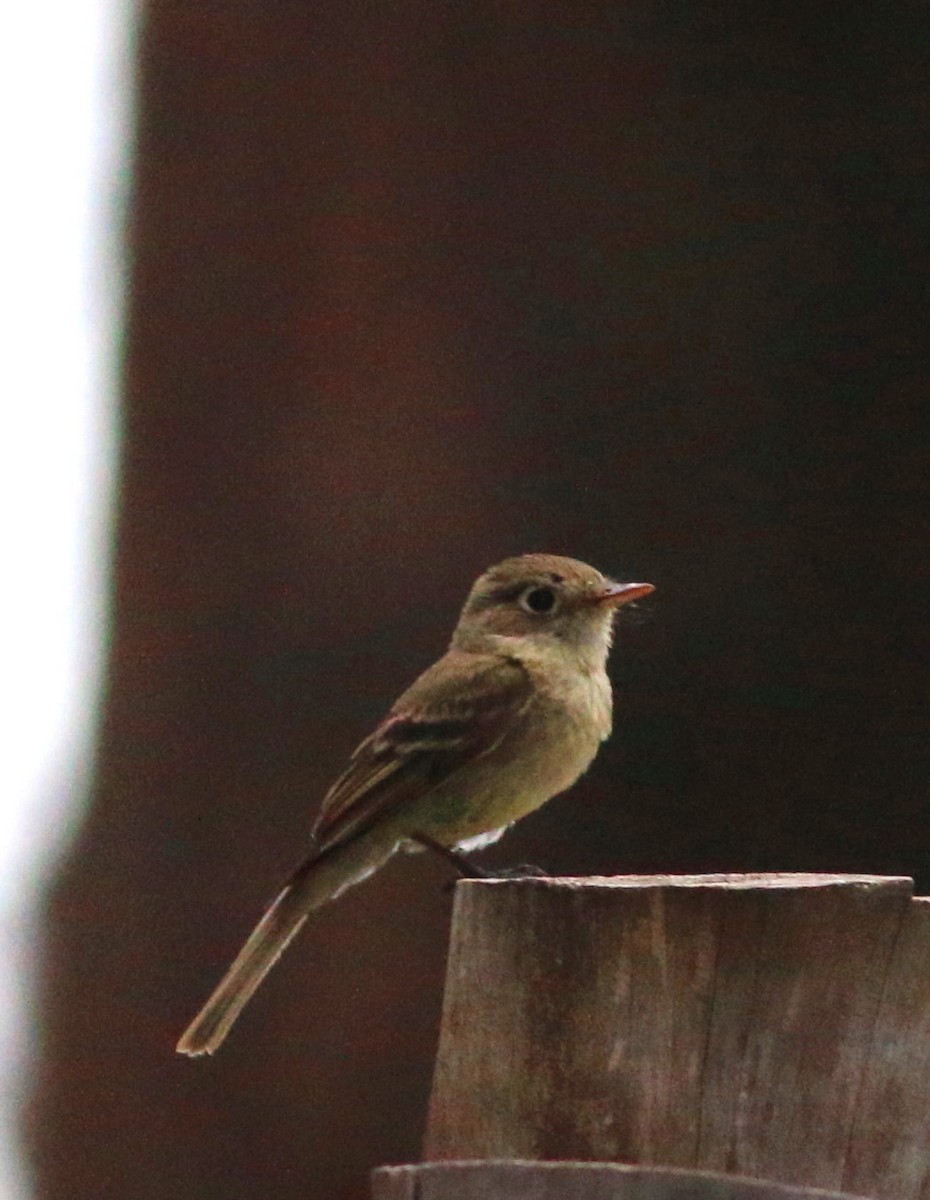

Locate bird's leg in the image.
[411,833,492,879]
[412,833,549,882]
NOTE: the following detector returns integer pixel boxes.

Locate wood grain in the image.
[842,897,930,1200]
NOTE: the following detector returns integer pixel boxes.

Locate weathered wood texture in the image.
[372,1161,861,1200]
[422,874,930,1199]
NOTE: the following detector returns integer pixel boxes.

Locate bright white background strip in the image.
[0,1,133,1194]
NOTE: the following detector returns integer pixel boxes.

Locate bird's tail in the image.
[176,834,392,1056]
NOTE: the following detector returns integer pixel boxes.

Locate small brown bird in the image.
[176,553,654,1055]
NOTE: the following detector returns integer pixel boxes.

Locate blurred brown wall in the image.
[27,3,930,1199]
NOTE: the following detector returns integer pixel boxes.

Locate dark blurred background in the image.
[25,3,930,1198]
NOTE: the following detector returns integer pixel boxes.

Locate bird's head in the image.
[452,553,654,667]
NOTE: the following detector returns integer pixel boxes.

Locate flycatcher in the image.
[176,553,654,1055]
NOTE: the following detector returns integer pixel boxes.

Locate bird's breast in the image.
[486,652,613,807]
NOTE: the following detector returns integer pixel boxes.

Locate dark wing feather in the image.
[311,652,533,852]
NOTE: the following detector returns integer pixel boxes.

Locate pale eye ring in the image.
[520,585,558,615]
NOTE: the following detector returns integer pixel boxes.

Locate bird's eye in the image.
[520,585,558,615]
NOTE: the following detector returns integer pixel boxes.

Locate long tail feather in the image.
[176,835,391,1056]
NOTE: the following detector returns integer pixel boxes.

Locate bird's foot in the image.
[439,863,549,892]
[412,833,549,889]
[485,863,549,879]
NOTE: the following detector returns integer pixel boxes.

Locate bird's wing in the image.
[311,652,534,852]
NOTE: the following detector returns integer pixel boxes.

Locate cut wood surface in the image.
[423,874,927,1199]
[372,1160,864,1200]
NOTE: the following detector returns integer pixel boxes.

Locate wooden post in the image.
[393,873,930,1200]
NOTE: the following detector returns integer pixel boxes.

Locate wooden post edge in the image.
[372,1160,871,1200]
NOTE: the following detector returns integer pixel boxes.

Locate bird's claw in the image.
[441,862,549,891]
[485,863,549,879]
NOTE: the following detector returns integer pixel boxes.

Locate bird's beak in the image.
[594,581,655,608]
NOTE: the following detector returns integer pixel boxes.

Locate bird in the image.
[176,553,654,1055]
